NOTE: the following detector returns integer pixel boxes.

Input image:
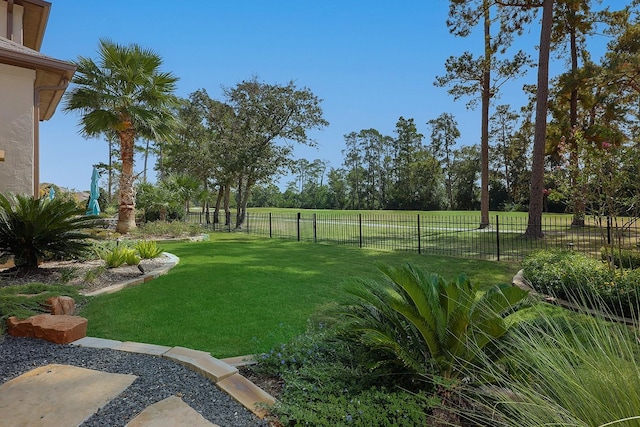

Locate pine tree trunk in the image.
[480,0,491,229]
[526,0,554,238]
[569,21,585,227]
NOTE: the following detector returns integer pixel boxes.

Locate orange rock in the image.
[7,314,87,344]
[45,296,76,315]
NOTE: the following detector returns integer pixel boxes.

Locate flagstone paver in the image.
[126,396,219,427]
[70,336,123,348]
[0,364,136,426]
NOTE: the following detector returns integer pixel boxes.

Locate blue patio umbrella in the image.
[86,167,101,216]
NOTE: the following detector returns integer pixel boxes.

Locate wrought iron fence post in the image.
[269,212,272,238]
[495,215,500,261]
[417,214,421,254]
[359,214,363,248]
[297,212,301,242]
[246,212,249,234]
[313,213,317,243]
[496,215,500,261]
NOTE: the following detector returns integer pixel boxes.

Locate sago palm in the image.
[335,264,528,379]
[64,39,178,234]
[333,264,528,425]
[0,193,100,271]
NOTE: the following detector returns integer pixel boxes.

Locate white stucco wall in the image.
[0,63,35,196]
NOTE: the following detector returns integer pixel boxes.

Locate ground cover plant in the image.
[0,283,85,332]
[523,249,640,317]
[78,233,517,357]
[253,322,431,426]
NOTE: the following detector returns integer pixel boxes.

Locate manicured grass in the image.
[239,210,618,261]
[79,233,517,358]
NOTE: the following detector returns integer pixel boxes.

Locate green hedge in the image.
[523,250,639,318]
[600,245,640,269]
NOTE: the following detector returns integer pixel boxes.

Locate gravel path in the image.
[0,336,268,427]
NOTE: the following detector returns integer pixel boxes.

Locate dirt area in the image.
[238,366,284,399]
[0,255,173,294]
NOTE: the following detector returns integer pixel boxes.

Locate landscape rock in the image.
[7,314,87,344]
[45,296,76,315]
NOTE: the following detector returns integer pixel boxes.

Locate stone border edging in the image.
[513,269,636,325]
[81,252,179,297]
[153,233,210,243]
[70,337,275,419]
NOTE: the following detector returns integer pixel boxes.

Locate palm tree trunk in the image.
[108,138,113,202]
[116,121,137,234]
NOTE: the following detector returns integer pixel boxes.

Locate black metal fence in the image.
[187,211,640,262]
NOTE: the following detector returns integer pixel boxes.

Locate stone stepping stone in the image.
[126,396,219,427]
[0,364,136,426]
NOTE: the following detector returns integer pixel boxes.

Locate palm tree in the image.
[64,39,178,234]
[0,193,101,272]
[333,264,528,425]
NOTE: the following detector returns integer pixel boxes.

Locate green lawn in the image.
[79,233,517,358]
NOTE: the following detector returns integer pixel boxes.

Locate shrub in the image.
[130,221,203,238]
[331,264,528,379]
[523,250,640,318]
[58,267,79,284]
[135,240,163,259]
[601,245,640,269]
[325,264,528,426]
[102,246,140,268]
[84,265,106,283]
[0,192,102,271]
[124,249,141,266]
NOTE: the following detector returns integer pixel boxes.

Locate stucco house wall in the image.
[0,63,36,195]
[0,0,75,197]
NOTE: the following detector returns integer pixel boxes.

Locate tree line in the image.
[248,109,531,213]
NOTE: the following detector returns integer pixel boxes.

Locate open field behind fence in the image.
[186,211,640,262]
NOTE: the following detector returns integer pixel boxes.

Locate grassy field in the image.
[231,210,629,261]
[187,208,635,262]
[79,233,518,358]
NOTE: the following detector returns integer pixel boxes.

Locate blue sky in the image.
[37,0,600,191]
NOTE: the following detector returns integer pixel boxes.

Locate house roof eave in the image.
[0,37,75,120]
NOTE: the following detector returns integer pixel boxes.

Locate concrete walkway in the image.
[0,337,275,426]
